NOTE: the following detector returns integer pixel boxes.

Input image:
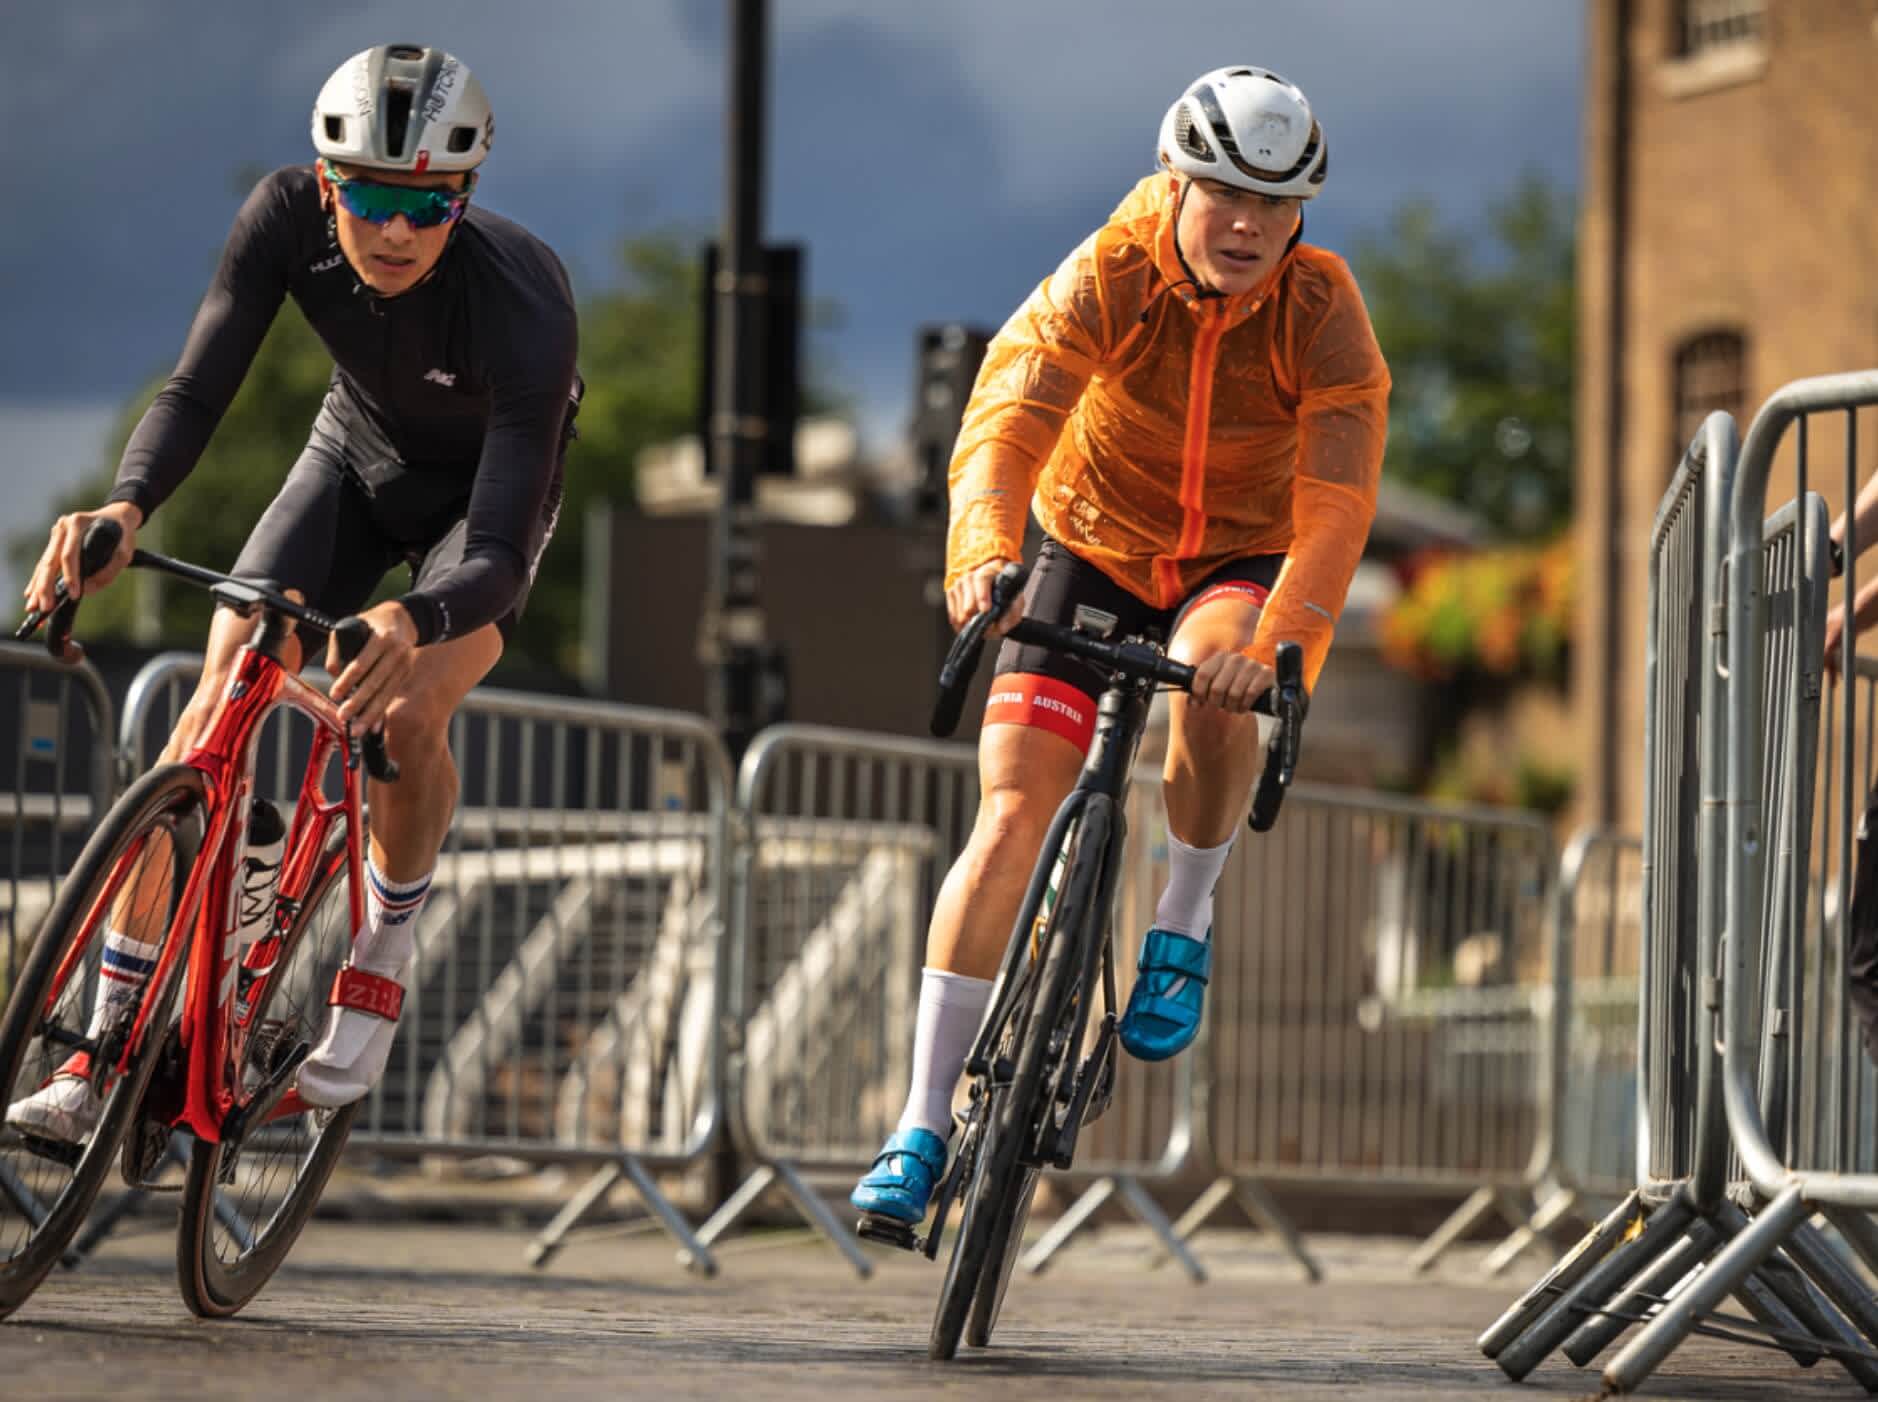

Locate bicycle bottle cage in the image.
[1071,605,1119,639]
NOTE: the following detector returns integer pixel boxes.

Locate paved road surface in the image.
[0,1216,1859,1400]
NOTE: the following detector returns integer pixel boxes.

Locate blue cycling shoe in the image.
[850,1127,949,1224]
[1118,927,1212,1062]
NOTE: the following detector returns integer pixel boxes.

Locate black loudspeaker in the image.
[910,323,992,515]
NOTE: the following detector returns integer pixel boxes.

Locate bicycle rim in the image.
[931,798,1111,1359]
[176,828,360,1318]
[0,764,204,1319]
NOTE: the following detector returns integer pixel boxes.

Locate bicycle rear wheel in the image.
[0,764,204,1319]
[929,797,1111,1360]
[176,826,360,1318]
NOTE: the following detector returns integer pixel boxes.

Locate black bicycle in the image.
[859,561,1306,1360]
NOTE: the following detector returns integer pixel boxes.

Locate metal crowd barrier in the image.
[1161,787,1554,1281]
[1483,399,1878,1394]
[114,654,735,1275]
[0,641,116,1260]
[1602,373,1878,1391]
[1482,828,1642,1278]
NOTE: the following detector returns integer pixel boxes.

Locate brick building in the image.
[1578,0,1878,829]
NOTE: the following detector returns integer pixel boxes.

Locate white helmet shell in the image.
[1158,66,1326,200]
[312,45,492,174]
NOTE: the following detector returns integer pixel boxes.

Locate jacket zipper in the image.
[1157,309,1226,606]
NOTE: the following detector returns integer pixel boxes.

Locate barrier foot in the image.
[0,1154,80,1269]
[1561,1217,1718,1366]
[696,1164,774,1250]
[1157,1175,1319,1281]
[1718,1201,1838,1369]
[1494,1188,1691,1380]
[68,1136,203,1265]
[1819,1203,1878,1283]
[1114,1175,1205,1283]
[621,1156,717,1277]
[1482,1186,1578,1279]
[527,1163,625,1270]
[1778,1215,1878,1389]
[1020,1176,1115,1276]
[1480,1189,1641,1360]
[769,1161,871,1278]
[1408,1185,1512,1275]
[1603,1184,1805,1395]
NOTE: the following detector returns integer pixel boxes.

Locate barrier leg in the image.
[1820,1203,1878,1281]
[1561,1217,1718,1366]
[1481,1185,1579,1278]
[1158,1174,1319,1281]
[1020,1176,1115,1275]
[1718,1201,1840,1370]
[1408,1185,1518,1275]
[1603,1184,1805,1395]
[0,1155,80,1269]
[695,1161,871,1278]
[1496,1190,1693,1381]
[1480,1190,1643,1360]
[1113,1176,1205,1283]
[527,1164,626,1269]
[1777,1217,1878,1389]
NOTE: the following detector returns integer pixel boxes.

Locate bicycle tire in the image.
[176,827,361,1318]
[0,763,205,1320]
[966,798,1111,1349]
[930,797,1112,1360]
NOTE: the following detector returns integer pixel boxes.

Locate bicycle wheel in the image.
[966,799,1111,1350]
[176,826,360,1318]
[0,764,205,1320]
[930,798,1112,1360]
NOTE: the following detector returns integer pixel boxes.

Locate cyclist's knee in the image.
[973,780,1056,859]
[380,694,453,763]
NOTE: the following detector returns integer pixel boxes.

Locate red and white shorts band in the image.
[1175,578,1271,625]
[984,671,1099,753]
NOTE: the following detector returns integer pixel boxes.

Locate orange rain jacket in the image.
[945,174,1390,690]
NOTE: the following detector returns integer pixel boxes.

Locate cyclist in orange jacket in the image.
[854,66,1390,1228]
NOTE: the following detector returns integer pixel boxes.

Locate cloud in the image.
[0,1,1581,427]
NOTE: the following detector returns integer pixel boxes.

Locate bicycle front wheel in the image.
[0,763,205,1320]
[930,797,1112,1360]
[176,826,360,1318]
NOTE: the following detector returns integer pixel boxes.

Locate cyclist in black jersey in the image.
[9,44,581,1143]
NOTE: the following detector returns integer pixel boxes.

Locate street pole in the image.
[704,0,770,763]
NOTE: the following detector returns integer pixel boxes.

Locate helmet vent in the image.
[447,125,476,154]
[1174,106,1216,162]
[388,45,425,60]
[384,82,415,158]
[323,115,346,143]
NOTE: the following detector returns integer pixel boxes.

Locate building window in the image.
[1673,331,1746,455]
[1674,0,1766,58]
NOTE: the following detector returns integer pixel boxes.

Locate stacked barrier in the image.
[1482,385,1878,1394]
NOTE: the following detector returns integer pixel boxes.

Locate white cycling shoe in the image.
[5,1059,102,1145]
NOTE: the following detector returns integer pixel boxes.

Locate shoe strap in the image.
[329,964,405,1021]
[868,1130,945,1179]
[1138,928,1212,983]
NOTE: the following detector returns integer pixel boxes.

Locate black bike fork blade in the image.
[1053,1015,1117,1167]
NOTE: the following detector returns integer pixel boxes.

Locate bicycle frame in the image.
[93,630,364,1145]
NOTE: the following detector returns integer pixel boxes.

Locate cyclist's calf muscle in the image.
[926,723,1082,980]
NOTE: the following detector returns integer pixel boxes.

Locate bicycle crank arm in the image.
[218,1038,310,1147]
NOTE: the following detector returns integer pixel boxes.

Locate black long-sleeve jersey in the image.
[108,166,579,645]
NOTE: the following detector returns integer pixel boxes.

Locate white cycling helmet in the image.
[1158,66,1326,200]
[312,45,492,174]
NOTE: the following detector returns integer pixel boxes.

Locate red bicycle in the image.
[0,518,399,1319]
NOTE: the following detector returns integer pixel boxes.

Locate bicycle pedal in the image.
[11,1131,81,1169]
[855,1214,921,1253]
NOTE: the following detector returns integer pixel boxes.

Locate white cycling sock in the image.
[299,857,431,1108]
[88,928,162,1040]
[895,967,994,1138]
[1152,831,1235,939]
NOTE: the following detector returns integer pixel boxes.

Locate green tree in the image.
[1353,171,1576,539]
[12,232,720,678]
